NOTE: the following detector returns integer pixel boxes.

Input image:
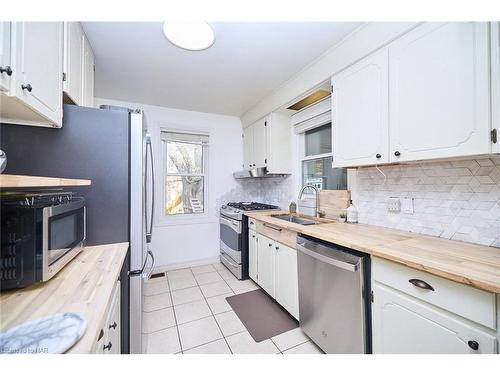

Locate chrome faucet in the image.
[298,185,321,218]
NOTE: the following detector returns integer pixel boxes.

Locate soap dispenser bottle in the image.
[346,200,358,223]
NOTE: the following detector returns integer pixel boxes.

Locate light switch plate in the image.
[387,197,401,213]
[402,197,414,215]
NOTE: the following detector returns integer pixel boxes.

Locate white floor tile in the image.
[143,292,172,312]
[171,286,204,305]
[283,341,324,354]
[142,307,176,333]
[178,316,223,350]
[168,275,197,291]
[200,281,233,298]
[191,264,216,275]
[174,299,212,325]
[145,326,181,354]
[214,310,246,337]
[211,262,225,271]
[195,271,224,285]
[167,268,193,279]
[271,328,310,351]
[226,331,280,354]
[206,292,234,315]
[225,278,260,294]
[217,268,237,280]
[183,339,231,354]
[143,279,169,296]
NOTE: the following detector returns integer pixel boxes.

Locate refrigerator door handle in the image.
[144,249,155,279]
[145,133,154,243]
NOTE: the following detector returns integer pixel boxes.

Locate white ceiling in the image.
[82,22,361,116]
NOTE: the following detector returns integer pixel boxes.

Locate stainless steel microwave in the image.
[0,192,86,290]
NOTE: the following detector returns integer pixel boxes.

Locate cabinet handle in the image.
[394,151,401,157]
[97,329,104,341]
[21,84,33,92]
[0,66,13,76]
[376,153,382,159]
[408,279,434,291]
[468,340,479,351]
[275,246,279,251]
[103,341,112,351]
[252,234,255,238]
[268,243,273,247]
[263,223,282,232]
[109,322,117,330]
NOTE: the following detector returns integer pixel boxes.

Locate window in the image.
[301,124,347,190]
[162,130,209,215]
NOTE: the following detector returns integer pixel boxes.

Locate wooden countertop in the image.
[245,211,500,293]
[0,174,91,188]
[0,242,128,353]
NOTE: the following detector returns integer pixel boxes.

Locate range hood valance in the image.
[233,167,288,179]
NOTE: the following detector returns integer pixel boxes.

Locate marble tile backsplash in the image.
[351,156,500,247]
[215,176,294,214]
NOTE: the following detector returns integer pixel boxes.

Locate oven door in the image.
[219,215,242,264]
[42,200,86,281]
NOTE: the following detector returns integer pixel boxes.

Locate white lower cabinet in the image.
[256,233,299,320]
[95,281,121,354]
[372,283,496,354]
[248,229,258,282]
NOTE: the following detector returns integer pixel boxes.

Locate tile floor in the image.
[141,261,324,354]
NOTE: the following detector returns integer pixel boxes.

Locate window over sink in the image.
[161,130,209,215]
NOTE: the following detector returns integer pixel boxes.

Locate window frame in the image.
[160,127,210,222]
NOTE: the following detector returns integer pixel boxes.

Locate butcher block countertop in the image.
[245,211,500,294]
[0,242,128,353]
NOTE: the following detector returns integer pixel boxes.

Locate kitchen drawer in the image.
[372,257,496,330]
[256,220,297,249]
[248,218,257,229]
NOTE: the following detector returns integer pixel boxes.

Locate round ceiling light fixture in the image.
[163,21,215,51]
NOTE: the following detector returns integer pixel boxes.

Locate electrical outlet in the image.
[402,197,414,215]
[387,197,401,213]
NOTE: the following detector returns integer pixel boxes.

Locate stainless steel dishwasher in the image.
[296,235,371,354]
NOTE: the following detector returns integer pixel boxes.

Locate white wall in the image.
[95,97,243,268]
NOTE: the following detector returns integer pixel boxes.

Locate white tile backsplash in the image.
[350,156,500,247]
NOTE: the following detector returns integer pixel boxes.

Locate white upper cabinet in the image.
[63,22,83,105]
[12,22,64,127]
[81,34,95,107]
[491,22,500,154]
[0,22,12,92]
[331,48,389,167]
[389,22,491,162]
[242,112,292,173]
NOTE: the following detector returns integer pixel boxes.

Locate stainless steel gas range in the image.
[219,202,279,279]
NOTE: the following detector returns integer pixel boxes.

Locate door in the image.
[13,22,63,126]
[63,22,83,105]
[82,34,94,107]
[275,243,299,320]
[389,22,490,162]
[257,234,275,298]
[253,118,268,168]
[243,124,254,169]
[105,281,121,354]
[331,48,389,167]
[219,215,242,263]
[492,22,500,154]
[372,283,497,354]
[248,229,258,282]
[0,22,11,92]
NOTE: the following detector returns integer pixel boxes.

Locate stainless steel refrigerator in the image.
[0,104,156,353]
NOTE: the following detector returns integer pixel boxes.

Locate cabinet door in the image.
[372,283,497,354]
[0,22,11,92]
[13,22,63,126]
[63,22,83,105]
[248,229,258,282]
[389,22,490,162]
[257,234,275,298]
[81,34,94,107]
[243,124,254,169]
[331,48,389,167]
[275,243,299,320]
[253,118,268,168]
[491,22,500,154]
[103,281,121,354]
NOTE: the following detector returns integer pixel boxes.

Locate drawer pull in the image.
[468,340,479,351]
[109,321,117,330]
[103,341,112,351]
[409,279,435,291]
[263,223,282,232]
[97,329,104,341]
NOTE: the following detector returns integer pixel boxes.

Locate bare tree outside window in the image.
[162,131,208,215]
